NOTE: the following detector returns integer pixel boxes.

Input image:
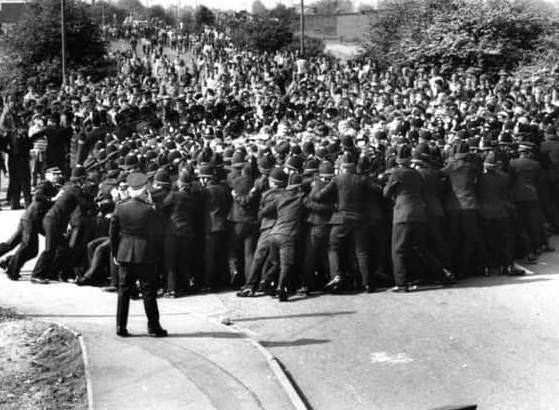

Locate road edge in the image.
[191,312,310,410]
[52,321,95,410]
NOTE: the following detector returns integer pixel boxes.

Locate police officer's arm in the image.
[383,171,400,200]
[109,206,121,258]
[258,195,277,220]
[311,177,337,201]
[303,192,334,213]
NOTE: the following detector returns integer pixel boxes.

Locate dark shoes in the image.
[391,283,418,293]
[148,326,168,338]
[324,275,343,293]
[116,328,131,337]
[257,280,276,296]
[506,265,526,276]
[76,277,94,287]
[277,288,288,302]
[102,285,118,293]
[236,288,255,297]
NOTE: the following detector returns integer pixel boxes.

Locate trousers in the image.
[116,263,160,331]
[391,222,445,286]
[328,221,372,287]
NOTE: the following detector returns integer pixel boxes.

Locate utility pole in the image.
[61,0,67,86]
[300,0,305,56]
[101,0,106,39]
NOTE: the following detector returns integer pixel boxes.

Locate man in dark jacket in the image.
[201,164,232,290]
[110,172,167,337]
[384,145,451,291]
[161,169,204,297]
[477,152,520,276]
[237,168,285,297]
[539,124,559,232]
[260,173,306,301]
[0,180,57,280]
[509,141,551,260]
[301,161,335,293]
[441,141,480,278]
[1,99,32,209]
[413,143,451,273]
[312,152,380,292]
[31,166,88,283]
[228,163,259,287]
[30,112,72,176]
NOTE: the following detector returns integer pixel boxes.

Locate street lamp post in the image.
[300,0,305,56]
[61,0,67,86]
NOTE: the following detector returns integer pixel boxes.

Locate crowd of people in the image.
[1,20,559,304]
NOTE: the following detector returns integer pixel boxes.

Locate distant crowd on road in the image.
[1,18,559,303]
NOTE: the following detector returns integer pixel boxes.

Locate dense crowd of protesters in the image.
[0,19,558,302]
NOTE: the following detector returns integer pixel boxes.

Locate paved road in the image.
[219,241,559,410]
[1,206,558,410]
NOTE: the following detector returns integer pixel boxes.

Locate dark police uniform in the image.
[31,168,87,283]
[109,172,166,337]
[384,160,443,287]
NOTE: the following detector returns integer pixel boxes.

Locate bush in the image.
[284,35,325,58]
[361,0,557,73]
[5,0,108,86]
[230,16,293,53]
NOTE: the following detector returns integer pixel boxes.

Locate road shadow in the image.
[233,310,356,322]
[451,276,552,289]
[260,338,330,348]
[163,331,246,339]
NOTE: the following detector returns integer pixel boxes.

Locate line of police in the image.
[1,21,559,335]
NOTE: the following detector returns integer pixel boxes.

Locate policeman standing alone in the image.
[109,172,168,338]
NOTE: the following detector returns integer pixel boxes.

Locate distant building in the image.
[0,0,26,25]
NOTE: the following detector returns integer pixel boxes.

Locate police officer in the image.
[237,167,286,297]
[31,166,88,284]
[1,95,32,209]
[109,172,167,337]
[301,160,335,293]
[261,173,306,301]
[384,145,451,291]
[312,152,380,292]
[0,180,57,280]
[200,164,232,290]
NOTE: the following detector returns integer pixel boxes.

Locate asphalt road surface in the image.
[219,239,559,410]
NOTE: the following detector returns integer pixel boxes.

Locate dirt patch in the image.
[0,307,87,410]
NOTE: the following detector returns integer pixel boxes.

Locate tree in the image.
[252,0,267,15]
[116,0,145,17]
[179,9,195,32]
[230,15,293,53]
[194,5,215,30]
[307,0,354,14]
[148,4,176,26]
[4,0,107,85]
[269,3,297,24]
[90,1,128,26]
[361,0,554,72]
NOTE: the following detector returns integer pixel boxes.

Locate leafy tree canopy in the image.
[149,4,176,26]
[6,0,107,74]
[230,14,294,53]
[251,0,268,15]
[362,0,559,74]
[307,0,354,14]
[195,5,215,29]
